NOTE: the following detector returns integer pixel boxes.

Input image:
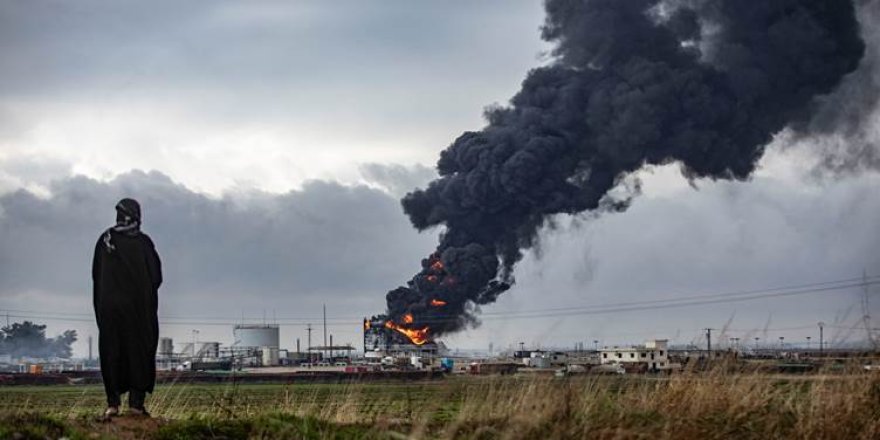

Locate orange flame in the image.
[426,275,438,283]
[403,313,414,324]
[385,320,429,345]
[364,320,371,330]
[430,299,447,307]
[430,260,444,272]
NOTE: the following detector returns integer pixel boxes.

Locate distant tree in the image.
[49,330,78,358]
[0,321,78,359]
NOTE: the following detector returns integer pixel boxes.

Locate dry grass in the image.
[428,368,880,439]
[1,366,879,439]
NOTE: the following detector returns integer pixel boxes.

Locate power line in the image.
[8,275,879,323]
[478,276,880,318]
[2,276,876,326]
[425,279,880,324]
[0,314,361,327]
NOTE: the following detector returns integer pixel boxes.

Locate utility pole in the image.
[818,322,825,356]
[323,304,328,361]
[704,328,715,359]
[88,335,93,361]
[191,329,199,359]
[307,324,313,363]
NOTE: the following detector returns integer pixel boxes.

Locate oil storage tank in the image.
[233,324,280,349]
[261,347,280,366]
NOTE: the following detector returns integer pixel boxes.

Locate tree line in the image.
[0,321,77,359]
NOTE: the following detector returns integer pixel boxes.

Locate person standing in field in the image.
[92,198,162,418]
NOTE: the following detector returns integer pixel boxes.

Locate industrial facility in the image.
[232,324,281,367]
[363,316,442,369]
[4,297,876,380]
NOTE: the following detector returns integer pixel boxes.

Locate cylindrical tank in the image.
[261,347,280,366]
[233,325,280,348]
[159,338,174,358]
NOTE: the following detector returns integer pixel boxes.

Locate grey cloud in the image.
[0,156,73,195]
[457,166,880,349]
[0,0,545,98]
[359,163,435,198]
[0,170,437,319]
[0,0,549,179]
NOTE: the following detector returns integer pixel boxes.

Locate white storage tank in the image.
[233,324,280,349]
[261,347,280,366]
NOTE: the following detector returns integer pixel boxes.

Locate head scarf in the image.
[103,198,142,253]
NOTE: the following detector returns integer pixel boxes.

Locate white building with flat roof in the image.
[600,339,669,370]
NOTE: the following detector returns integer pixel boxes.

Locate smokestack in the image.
[380,0,866,339]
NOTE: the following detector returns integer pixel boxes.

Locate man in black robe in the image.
[92,198,162,418]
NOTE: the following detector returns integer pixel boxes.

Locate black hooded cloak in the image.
[92,199,162,397]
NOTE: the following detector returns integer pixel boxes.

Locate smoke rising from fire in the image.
[381,0,866,339]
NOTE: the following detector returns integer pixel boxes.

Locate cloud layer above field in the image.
[1,161,878,355]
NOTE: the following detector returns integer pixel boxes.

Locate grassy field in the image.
[1,369,879,439]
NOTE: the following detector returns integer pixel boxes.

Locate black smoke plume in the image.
[380,0,865,338]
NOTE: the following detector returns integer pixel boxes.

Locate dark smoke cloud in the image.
[382,0,865,337]
[798,0,880,174]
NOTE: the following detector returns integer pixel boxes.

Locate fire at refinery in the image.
[365,292,448,346]
[384,320,428,346]
[363,316,438,354]
[377,252,510,344]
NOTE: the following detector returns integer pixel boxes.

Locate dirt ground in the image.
[78,415,166,440]
[2,413,167,440]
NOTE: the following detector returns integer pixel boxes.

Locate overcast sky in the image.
[1,0,879,358]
